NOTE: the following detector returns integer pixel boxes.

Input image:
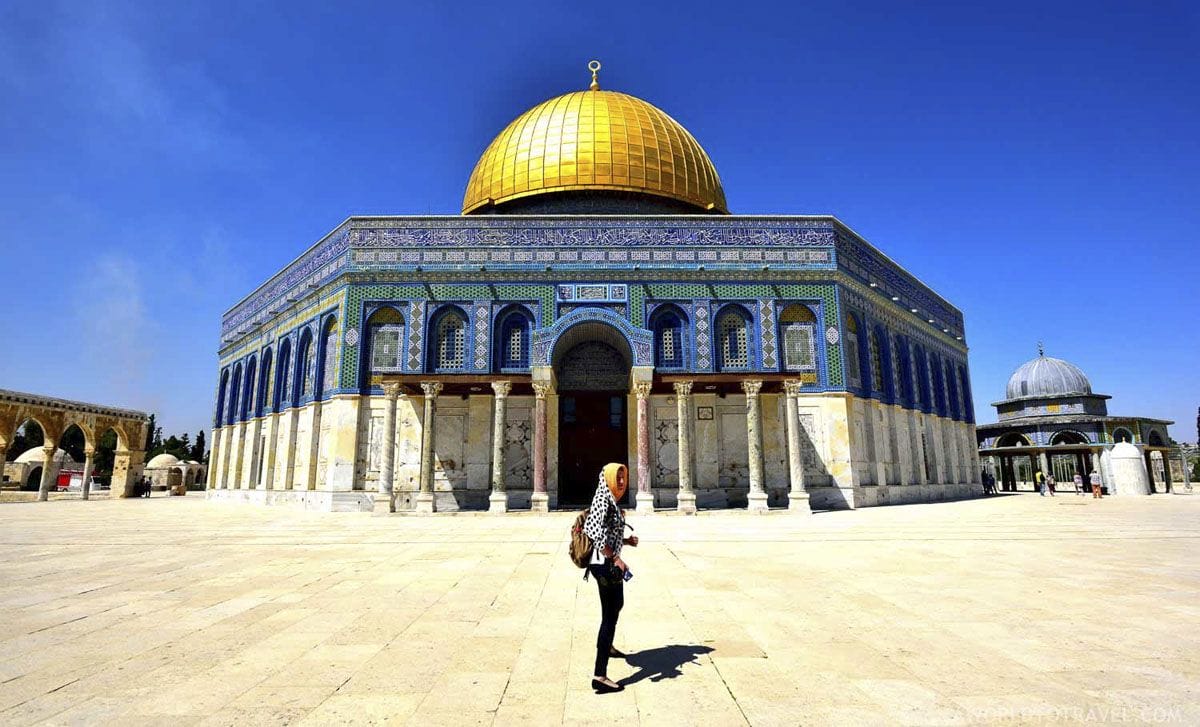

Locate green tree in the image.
[191,430,207,463]
[144,414,157,452]
[7,421,44,460]
[60,426,86,464]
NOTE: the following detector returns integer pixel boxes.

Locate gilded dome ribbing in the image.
[463,86,727,215]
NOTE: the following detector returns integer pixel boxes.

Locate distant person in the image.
[1036,470,1046,496]
[1073,473,1084,496]
[1089,470,1103,498]
[582,463,638,694]
[1046,473,1056,496]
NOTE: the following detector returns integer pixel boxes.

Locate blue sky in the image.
[1,1,1196,442]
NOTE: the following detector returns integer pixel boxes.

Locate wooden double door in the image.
[557,392,629,507]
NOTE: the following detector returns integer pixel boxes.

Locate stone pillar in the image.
[81,447,95,501]
[633,380,654,514]
[282,408,300,489]
[674,381,696,514]
[743,380,768,512]
[783,380,811,513]
[260,416,278,490]
[111,449,144,498]
[245,418,262,489]
[1090,452,1101,477]
[531,382,550,512]
[415,381,442,515]
[489,381,512,513]
[37,445,55,501]
[1038,451,1051,482]
[375,383,402,513]
[207,430,221,490]
[303,402,323,492]
[0,444,6,487]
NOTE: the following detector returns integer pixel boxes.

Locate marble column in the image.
[375,383,403,513]
[531,382,550,512]
[37,444,55,501]
[206,430,220,490]
[81,447,95,501]
[742,380,768,512]
[1039,451,1051,483]
[489,381,512,513]
[673,381,696,514]
[783,380,811,513]
[415,381,442,515]
[633,380,654,514]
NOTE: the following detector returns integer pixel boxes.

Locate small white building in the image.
[143,453,207,495]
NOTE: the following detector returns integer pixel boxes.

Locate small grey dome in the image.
[1005,354,1092,400]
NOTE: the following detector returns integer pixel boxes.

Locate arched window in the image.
[945,360,960,419]
[843,314,862,388]
[258,349,273,417]
[930,354,946,417]
[430,307,467,371]
[779,304,816,373]
[367,307,405,374]
[216,369,229,427]
[892,335,908,405]
[318,318,338,395]
[913,346,930,412]
[958,365,973,422]
[229,363,243,424]
[297,329,314,400]
[869,329,885,393]
[275,339,292,410]
[1112,427,1134,443]
[715,305,752,371]
[495,307,533,371]
[651,305,688,369]
[241,357,257,420]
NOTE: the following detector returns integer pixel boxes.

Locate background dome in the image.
[1005,354,1093,400]
[145,453,180,469]
[463,88,727,215]
[14,447,74,465]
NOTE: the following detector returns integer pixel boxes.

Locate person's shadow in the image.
[618,644,714,686]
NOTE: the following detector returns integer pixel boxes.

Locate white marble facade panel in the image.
[717,401,749,505]
[651,400,679,492]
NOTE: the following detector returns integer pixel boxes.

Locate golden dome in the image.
[463,79,727,214]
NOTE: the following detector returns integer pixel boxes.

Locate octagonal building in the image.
[208,67,981,513]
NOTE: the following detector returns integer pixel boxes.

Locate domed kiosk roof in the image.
[13,447,75,465]
[145,453,180,469]
[1005,350,1092,400]
[462,62,727,215]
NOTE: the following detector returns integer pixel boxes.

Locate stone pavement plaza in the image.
[1,495,1198,726]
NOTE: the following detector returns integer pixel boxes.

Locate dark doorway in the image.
[25,466,42,491]
[558,393,628,506]
[554,336,631,508]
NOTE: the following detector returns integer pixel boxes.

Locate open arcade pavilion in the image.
[208,63,981,514]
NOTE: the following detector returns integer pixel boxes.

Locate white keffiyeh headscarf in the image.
[583,467,625,561]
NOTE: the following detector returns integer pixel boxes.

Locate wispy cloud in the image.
[71,253,159,413]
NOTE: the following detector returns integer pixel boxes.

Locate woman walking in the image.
[582,463,638,694]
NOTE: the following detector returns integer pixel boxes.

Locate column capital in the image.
[633,381,653,400]
[84,447,96,456]
[491,380,512,398]
[420,381,443,398]
[672,381,693,397]
[782,379,804,397]
[740,379,764,397]
[382,382,404,399]
[42,444,57,453]
[531,382,552,400]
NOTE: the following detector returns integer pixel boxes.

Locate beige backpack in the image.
[569,509,592,568]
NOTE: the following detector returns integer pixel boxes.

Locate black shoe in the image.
[609,647,627,658]
[592,678,623,693]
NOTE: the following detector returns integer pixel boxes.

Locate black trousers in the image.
[588,563,624,678]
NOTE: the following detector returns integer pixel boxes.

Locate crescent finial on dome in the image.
[588,60,601,91]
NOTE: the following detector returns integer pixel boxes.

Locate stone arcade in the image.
[207,65,981,513]
[0,389,149,500]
